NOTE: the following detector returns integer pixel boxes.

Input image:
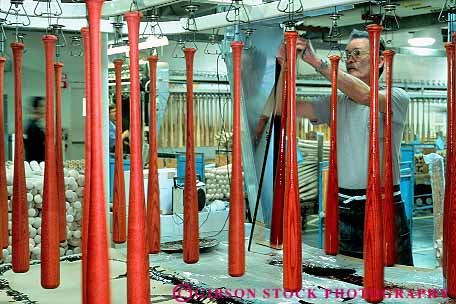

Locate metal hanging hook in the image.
[69,36,83,57]
[130,0,139,12]
[184,31,198,50]
[111,15,125,47]
[4,0,31,27]
[243,28,255,50]
[277,0,303,24]
[204,30,221,55]
[33,0,63,17]
[225,0,250,24]
[182,2,199,32]
[48,21,67,59]
[142,7,163,39]
[327,42,344,59]
[327,7,343,40]
[380,1,400,31]
[172,38,186,58]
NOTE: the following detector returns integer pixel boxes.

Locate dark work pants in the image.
[338,185,414,266]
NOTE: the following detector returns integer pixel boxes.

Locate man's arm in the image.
[300,39,386,112]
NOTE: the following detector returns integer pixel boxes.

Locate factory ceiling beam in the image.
[0,0,367,34]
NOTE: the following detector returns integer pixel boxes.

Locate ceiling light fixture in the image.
[408,31,436,47]
[107,35,169,56]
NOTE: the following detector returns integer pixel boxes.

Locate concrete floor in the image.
[303,215,437,269]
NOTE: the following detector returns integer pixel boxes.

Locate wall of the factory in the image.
[154,40,228,75]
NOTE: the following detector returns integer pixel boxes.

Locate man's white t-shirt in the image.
[311,87,410,189]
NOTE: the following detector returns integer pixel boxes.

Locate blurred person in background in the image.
[24,96,45,163]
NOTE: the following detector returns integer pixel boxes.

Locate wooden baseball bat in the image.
[80,26,91,304]
[41,34,60,288]
[324,55,340,256]
[147,55,160,254]
[444,42,455,280]
[183,47,199,264]
[112,59,126,244]
[125,10,150,303]
[283,31,302,291]
[0,57,7,252]
[54,62,66,243]
[229,41,245,277]
[364,24,384,304]
[382,50,396,266]
[270,60,287,249]
[11,42,29,273]
[194,97,199,147]
[85,0,111,302]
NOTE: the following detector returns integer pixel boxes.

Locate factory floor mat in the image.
[0,236,446,304]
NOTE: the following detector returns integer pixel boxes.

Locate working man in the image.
[109,103,129,153]
[264,29,413,265]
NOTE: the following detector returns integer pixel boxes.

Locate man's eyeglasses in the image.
[342,49,370,61]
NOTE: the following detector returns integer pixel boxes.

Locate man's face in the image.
[109,108,116,122]
[344,38,384,84]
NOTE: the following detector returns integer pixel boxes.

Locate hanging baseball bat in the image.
[270,60,288,249]
[0,57,7,252]
[54,62,66,243]
[125,11,150,303]
[85,0,111,302]
[11,42,29,273]
[229,41,245,277]
[382,50,395,267]
[283,31,302,292]
[147,55,160,254]
[183,47,199,264]
[444,42,455,280]
[112,59,126,244]
[364,24,384,304]
[80,26,91,304]
[324,55,340,256]
[41,34,60,289]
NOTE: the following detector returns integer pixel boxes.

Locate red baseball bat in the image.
[41,34,60,289]
[283,31,302,291]
[147,55,160,254]
[85,0,111,302]
[446,39,456,297]
[270,59,287,249]
[125,11,150,303]
[0,57,7,252]
[54,62,66,243]
[364,24,384,304]
[324,55,340,256]
[382,50,395,266]
[229,41,245,277]
[112,58,126,244]
[11,42,29,273]
[444,41,455,280]
[80,26,91,304]
[183,47,199,264]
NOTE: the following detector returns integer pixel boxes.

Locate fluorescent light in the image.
[400,46,443,57]
[107,45,129,56]
[107,36,169,56]
[408,37,435,47]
